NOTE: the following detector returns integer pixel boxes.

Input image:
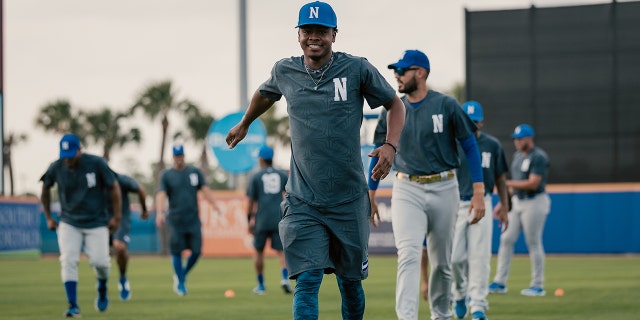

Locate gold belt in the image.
[396,171,455,184]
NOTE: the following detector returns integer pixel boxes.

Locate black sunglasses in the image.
[395,67,419,76]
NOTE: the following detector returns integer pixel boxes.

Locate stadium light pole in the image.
[239,0,248,111]
[0,0,5,195]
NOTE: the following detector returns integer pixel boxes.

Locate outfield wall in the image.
[14,184,639,256]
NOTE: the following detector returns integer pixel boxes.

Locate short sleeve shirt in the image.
[112,174,140,219]
[158,165,206,227]
[40,153,117,228]
[457,132,509,198]
[258,52,396,207]
[247,166,288,231]
[511,146,549,197]
[394,90,477,175]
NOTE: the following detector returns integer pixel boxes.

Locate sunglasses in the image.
[395,67,419,76]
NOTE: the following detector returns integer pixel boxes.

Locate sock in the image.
[97,278,108,299]
[336,276,365,320]
[64,281,78,307]
[282,268,289,280]
[171,255,185,282]
[293,269,323,320]
[257,274,264,287]
[184,253,200,276]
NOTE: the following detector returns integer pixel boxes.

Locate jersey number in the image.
[261,173,282,194]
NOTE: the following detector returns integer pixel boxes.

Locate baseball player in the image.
[450,101,510,320]
[225,2,405,318]
[155,144,219,296]
[489,124,551,297]
[383,49,486,320]
[40,133,122,317]
[246,145,291,295]
[109,172,148,301]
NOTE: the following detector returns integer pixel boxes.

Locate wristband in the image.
[384,141,397,153]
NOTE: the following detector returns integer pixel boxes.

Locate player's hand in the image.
[225,124,249,149]
[155,213,165,228]
[248,219,255,235]
[468,193,486,225]
[493,203,509,233]
[368,145,395,181]
[108,217,120,234]
[370,201,381,227]
[141,209,150,220]
[46,217,58,231]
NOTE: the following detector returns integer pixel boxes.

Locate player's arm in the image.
[493,173,510,232]
[226,91,276,148]
[108,180,122,233]
[367,146,383,227]
[136,184,149,220]
[507,173,542,191]
[40,183,58,231]
[246,198,256,234]
[369,96,405,181]
[155,191,167,228]
[199,185,221,213]
[460,134,485,224]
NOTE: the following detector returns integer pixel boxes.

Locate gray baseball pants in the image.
[57,222,111,282]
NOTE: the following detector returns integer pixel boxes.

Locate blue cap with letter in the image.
[297,1,337,28]
[258,145,274,160]
[388,50,430,70]
[512,124,535,139]
[59,133,80,159]
[172,144,185,156]
[462,100,483,122]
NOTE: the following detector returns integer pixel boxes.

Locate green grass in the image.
[0,255,639,319]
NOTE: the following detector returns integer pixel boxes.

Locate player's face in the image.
[513,137,532,151]
[298,25,336,62]
[62,151,80,168]
[395,68,419,94]
[173,154,185,169]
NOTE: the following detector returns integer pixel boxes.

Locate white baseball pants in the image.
[493,193,551,288]
[57,222,111,282]
[451,194,493,314]
[392,177,459,320]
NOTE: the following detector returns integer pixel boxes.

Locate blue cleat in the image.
[63,305,80,318]
[118,277,131,301]
[453,299,467,319]
[252,284,266,295]
[488,282,507,294]
[520,287,546,296]
[281,279,293,294]
[173,275,187,296]
[471,311,488,320]
[95,283,108,312]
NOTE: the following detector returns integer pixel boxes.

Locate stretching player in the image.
[109,172,148,301]
[246,145,291,295]
[385,49,485,320]
[155,144,219,296]
[450,101,510,320]
[226,2,405,318]
[40,133,121,317]
[489,124,551,297]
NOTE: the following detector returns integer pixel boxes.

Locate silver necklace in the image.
[304,54,334,90]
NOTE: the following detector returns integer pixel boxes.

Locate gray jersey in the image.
[394,90,477,175]
[511,146,549,197]
[107,173,140,219]
[158,166,206,228]
[40,153,116,228]
[373,108,388,146]
[457,132,508,198]
[247,166,288,231]
[259,51,396,207]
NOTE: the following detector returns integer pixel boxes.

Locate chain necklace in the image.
[304,54,334,90]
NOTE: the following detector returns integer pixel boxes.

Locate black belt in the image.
[516,193,540,200]
[396,171,455,184]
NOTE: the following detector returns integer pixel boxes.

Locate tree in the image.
[448,82,465,103]
[3,132,28,196]
[130,80,198,184]
[83,107,141,162]
[34,99,87,139]
[179,103,215,177]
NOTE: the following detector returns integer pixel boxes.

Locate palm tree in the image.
[180,103,215,177]
[83,107,142,162]
[130,80,197,182]
[3,132,28,196]
[34,99,87,139]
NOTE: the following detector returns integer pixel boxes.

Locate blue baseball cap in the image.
[388,50,430,70]
[172,144,185,156]
[297,1,337,28]
[462,101,483,122]
[258,145,274,160]
[512,124,535,139]
[59,133,80,159]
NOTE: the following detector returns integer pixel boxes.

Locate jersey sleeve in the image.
[530,151,549,176]
[373,109,388,146]
[119,174,139,193]
[258,60,285,101]
[97,158,117,187]
[450,98,478,141]
[40,162,57,188]
[246,173,259,200]
[158,170,169,193]
[196,168,207,189]
[359,58,397,109]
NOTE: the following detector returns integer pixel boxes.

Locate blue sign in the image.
[0,202,40,252]
[208,112,267,174]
